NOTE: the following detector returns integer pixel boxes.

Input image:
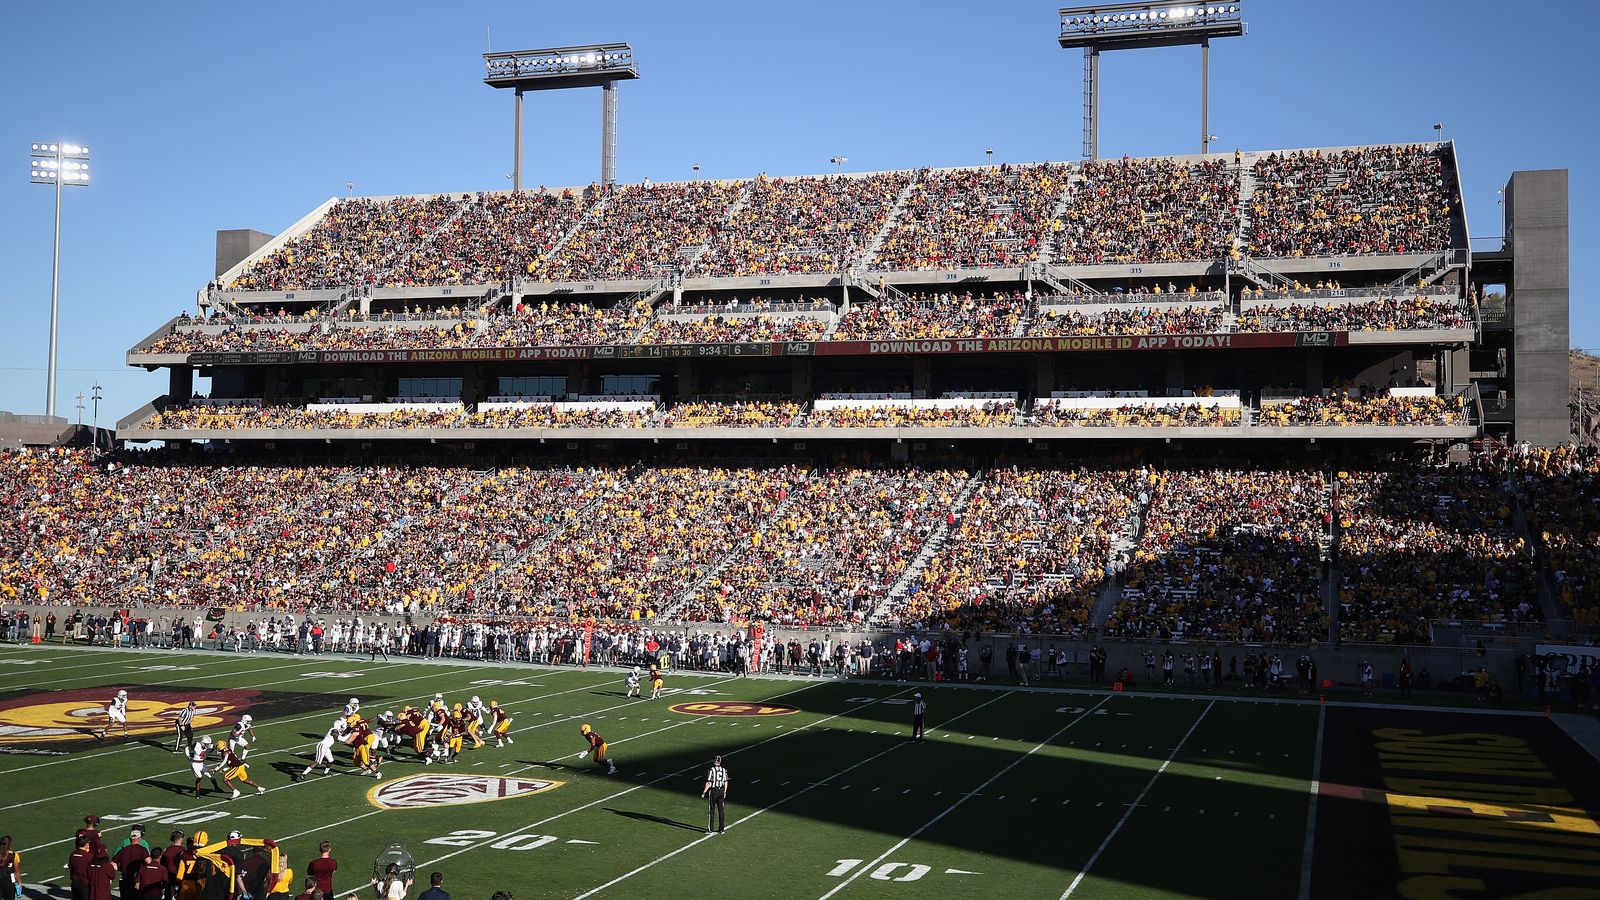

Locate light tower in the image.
[1059,4,1245,159]
[29,141,91,418]
[484,44,639,190]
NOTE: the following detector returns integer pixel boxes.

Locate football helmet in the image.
[580,723,592,735]
[116,689,128,699]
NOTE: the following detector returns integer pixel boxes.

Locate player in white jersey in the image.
[296,718,347,780]
[625,667,642,699]
[190,738,224,797]
[229,715,257,758]
[96,690,130,739]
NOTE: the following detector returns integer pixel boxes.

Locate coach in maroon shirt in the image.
[86,853,116,900]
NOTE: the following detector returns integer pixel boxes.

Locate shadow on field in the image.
[604,807,704,832]
[138,777,198,796]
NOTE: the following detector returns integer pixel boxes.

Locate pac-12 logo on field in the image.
[0,687,254,745]
[668,701,799,717]
[368,774,564,810]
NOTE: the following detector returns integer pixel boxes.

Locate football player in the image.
[442,705,467,761]
[97,689,130,739]
[228,715,257,759]
[648,665,664,701]
[625,667,641,699]
[578,723,618,775]
[297,717,347,780]
[464,696,487,749]
[489,700,513,748]
[215,738,265,798]
[189,738,224,799]
[347,717,381,778]
[342,698,362,728]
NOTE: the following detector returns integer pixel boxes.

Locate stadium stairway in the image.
[659,469,812,621]
[860,173,922,266]
[538,192,612,271]
[470,466,638,604]
[871,469,986,628]
[1089,481,1149,633]
[1505,489,1564,622]
[1034,171,1080,267]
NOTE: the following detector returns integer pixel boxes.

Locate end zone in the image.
[1310,705,1600,898]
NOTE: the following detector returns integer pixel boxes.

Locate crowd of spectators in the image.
[694,173,908,276]
[1055,157,1238,264]
[229,196,465,291]
[539,180,743,282]
[144,301,649,356]
[1105,468,1331,643]
[896,467,1133,635]
[660,401,801,429]
[808,402,1018,428]
[1029,305,1222,337]
[1256,392,1466,427]
[1513,444,1600,627]
[485,466,800,621]
[1028,403,1240,428]
[1335,467,1539,642]
[144,405,465,431]
[0,448,1582,641]
[395,188,590,285]
[635,314,828,345]
[1236,296,1468,333]
[872,164,1068,270]
[463,405,655,429]
[1247,145,1455,257]
[831,291,1026,341]
[684,468,967,626]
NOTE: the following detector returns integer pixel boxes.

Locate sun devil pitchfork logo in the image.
[368,774,564,810]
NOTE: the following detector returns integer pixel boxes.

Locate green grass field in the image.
[2,644,1597,899]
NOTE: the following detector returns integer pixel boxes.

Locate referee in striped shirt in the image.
[701,756,729,834]
[173,701,197,754]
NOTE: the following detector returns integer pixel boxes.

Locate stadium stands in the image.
[1105,468,1331,643]
[831,291,1026,341]
[1054,157,1238,264]
[695,173,909,276]
[1246,145,1454,257]
[871,164,1067,270]
[1335,467,1540,642]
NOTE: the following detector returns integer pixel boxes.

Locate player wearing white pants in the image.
[298,719,346,780]
[190,740,222,797]
[97,690,129,739]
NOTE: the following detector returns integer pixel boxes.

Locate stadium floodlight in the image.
[1059,3,1245,158]
[483,43,639,190]
[830,156,847,173]
[30,140,91,418]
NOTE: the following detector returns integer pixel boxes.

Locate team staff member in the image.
[578,724,618,775]
[701,756,730,834]
[69,833,94,900]
[158,832,185,900]
[911,693,927,741]
[306,842,336,897]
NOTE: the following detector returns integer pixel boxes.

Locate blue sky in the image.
[0,0,1591,423]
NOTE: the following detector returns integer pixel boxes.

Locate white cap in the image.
[914,692,922,699]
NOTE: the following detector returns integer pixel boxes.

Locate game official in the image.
[911,693,927,741]
[701,756,730,834]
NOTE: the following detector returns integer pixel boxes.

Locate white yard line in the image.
[1060,699,1215,899]
[1296,702,1327,900]
[2,650,270,690]
[581,690,1025,900]
[816,694,1111,900]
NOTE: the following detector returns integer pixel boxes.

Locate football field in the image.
[3,644,1597,899]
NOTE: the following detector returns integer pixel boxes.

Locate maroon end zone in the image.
[1310,706,1600,899]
